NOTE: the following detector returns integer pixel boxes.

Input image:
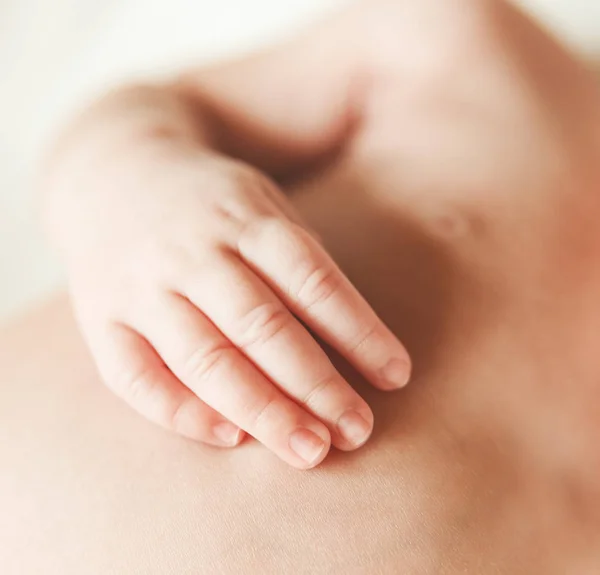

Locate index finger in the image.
[238,218,412,390]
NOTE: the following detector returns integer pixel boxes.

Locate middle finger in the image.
[182,253,374,451]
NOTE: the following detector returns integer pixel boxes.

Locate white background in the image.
[1,0,599,321]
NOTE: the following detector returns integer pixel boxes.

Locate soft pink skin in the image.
[39,0,600,470]
[8,1,600,570]
[40,0,420,469]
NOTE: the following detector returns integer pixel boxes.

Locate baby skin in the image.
[41,0,600,472]
[41,0,419,470]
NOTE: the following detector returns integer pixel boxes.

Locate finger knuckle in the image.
[235,302,290,351]
[302,373,339,412]
[237,215,289,254]
[213,198,252,228]
[247,394,282,433]
[110,359,187,430]
[154,241,205,284]
[111,363,156,404]
[168,397,195,434]
[348,322,379,354]
[181,341,237,384]
[292,260,342,311]
[213,167,269,228]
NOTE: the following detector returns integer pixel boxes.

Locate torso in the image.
[2,5,600,570]
[2,143,600,572]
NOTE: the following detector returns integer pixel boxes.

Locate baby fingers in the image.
[89,321,244,447]
[131,292,334,469]
[238,217,412,390]
[180,255,376,453]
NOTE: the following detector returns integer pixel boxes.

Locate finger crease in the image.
[302,374,338,410]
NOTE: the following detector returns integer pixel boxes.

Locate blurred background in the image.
[1,0,599,322]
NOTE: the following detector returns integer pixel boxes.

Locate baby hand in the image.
[55,145,411,469]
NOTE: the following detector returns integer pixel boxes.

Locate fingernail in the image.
[337,410,372,448]
[213,422,243,446]
[380,358,411,389]
[289,428,327,466]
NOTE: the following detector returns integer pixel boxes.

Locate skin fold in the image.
[2,0,600,572]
